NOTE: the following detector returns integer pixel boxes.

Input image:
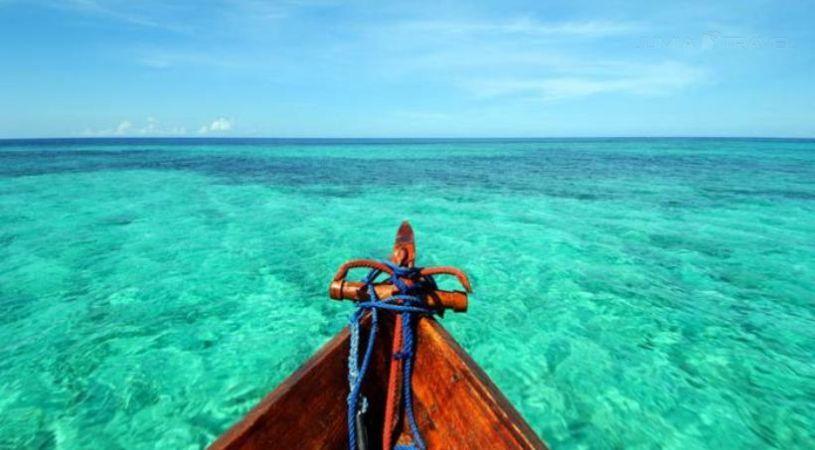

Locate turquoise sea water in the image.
[0,138,813,449]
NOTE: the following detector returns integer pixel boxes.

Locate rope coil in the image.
[347,260,436,450]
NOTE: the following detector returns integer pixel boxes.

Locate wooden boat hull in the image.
[211,222,546,449]
[209,313,546,449]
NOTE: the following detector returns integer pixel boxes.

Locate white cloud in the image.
[467,62,705,102]
[51,0,193,33]
[140,116,158,134]
[115,120,132,135]
[356,16,705,103]
[199,118,233,134]
[211,118,232,131]
[45,0,326,36]
[396,18,643,38]
[80,117,187,137]
[134,47,245,69]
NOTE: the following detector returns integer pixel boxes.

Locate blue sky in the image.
[0,0,813,138]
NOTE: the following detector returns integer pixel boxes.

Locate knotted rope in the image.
[347,260,436,450]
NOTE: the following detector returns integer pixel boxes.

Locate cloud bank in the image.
[198,118,233,134]
[80,117,187,137]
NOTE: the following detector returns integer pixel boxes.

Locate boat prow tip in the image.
[397,221,414,238]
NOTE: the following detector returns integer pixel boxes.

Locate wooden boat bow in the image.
[209,222,547,450]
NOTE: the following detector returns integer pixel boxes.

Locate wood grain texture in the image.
[404,318,547,449]
[209,315,389,450]
[209,314,547,450]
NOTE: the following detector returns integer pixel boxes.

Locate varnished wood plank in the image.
[407,318,547,449]
[208,326,351,450]
[210,314,547,450]
[209,315,391,450]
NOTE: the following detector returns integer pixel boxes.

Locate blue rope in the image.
[347,260,436,450]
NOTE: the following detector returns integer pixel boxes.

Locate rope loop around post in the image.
[346,260,436,450]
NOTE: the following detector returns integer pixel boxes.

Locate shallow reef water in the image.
[0,138,813,449]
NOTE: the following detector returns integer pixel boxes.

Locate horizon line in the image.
[2,136,814,142]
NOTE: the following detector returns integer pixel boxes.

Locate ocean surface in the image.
[0,138,813,450]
